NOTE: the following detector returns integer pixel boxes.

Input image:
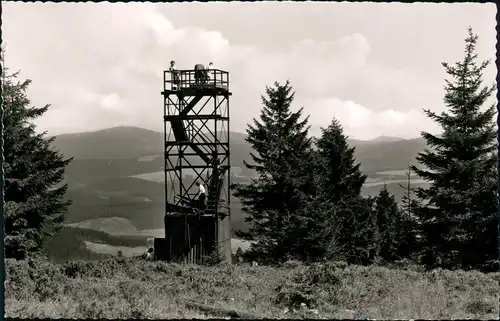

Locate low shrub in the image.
[465,298,496,315]
[6,257,67,301]
[275,262,341,309]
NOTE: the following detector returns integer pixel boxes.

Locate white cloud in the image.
[100,93,121,111]
[2,2,496,139]
[305,97,438,140]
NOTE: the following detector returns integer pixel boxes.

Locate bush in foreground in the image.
[5,257,500,319]
[275,261,341,310]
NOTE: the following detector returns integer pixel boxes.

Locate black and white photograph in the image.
[2,2,499,319]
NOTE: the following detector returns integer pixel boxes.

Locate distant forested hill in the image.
[48,126,428,243]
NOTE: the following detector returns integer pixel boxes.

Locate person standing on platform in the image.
[169,60,180,90]
[194,64,206,84]
[207,62,214,84]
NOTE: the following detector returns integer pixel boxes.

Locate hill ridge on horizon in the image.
[47,124,431,240]
[51,124,429,180]
[52,125,423,142]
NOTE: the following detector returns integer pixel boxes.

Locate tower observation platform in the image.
[154,67,232,263]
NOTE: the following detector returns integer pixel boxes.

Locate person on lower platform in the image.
[195,181,207,212]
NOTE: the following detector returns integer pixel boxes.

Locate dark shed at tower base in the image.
[154,213,231,263]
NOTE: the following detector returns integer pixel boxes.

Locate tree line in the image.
[3,28,498,271]
[233,27,498,271]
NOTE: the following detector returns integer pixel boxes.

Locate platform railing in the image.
[163,69,229,91]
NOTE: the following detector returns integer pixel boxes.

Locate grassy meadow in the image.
[5,257,499,319]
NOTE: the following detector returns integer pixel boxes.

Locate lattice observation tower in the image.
[154,67,232,263]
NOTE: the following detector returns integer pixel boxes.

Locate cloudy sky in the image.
[3,2,497,140]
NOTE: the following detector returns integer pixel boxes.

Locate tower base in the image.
[154,213,231,264]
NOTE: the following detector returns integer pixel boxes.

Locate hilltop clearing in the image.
[5,258,499,319]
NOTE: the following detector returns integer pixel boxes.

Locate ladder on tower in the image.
[204,165,229,218]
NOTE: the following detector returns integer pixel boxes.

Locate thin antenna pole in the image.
[406,162,411,219]
[0,39,6,316]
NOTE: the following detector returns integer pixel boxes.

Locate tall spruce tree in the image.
[314,119,378,264]
[233,81,316,263]
[4,67,72,259]
[374,185,402,262]
[324,196,379,265]
[411,28,498,270]
[315,119,366,204]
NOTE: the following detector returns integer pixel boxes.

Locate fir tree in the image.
[3,67,73,259]
[232,81,316,263]
[284,186,332,262]
[374,185,402,262]
[411,27,498,270]
[314,119,378,264]
[324,196,379,265]
[314,119,366,204]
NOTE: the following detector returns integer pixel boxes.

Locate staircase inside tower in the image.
[164,95,229,218]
